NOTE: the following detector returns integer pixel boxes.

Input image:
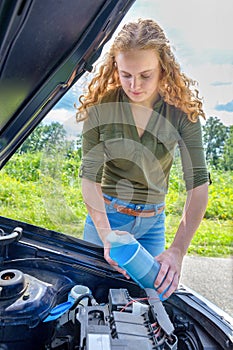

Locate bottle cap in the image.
[107,231,136,247]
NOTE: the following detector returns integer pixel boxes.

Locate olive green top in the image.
[80,87,208,204]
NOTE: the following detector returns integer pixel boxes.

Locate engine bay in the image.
[0,266,204,350]
[0,224,232,350]
[0,266,177,350]
[46,287,177,350]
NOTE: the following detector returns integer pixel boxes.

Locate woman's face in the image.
[115,49,161,108]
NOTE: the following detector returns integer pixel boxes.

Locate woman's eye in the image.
[141,75,151,79]
[120,73,151,79]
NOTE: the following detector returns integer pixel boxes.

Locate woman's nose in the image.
[130,76,140,89]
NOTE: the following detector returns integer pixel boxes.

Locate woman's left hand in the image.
[153,183,208,299]
[153,246,184,299]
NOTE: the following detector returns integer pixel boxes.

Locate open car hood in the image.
[0,0,135,169]
[0,2,233,348]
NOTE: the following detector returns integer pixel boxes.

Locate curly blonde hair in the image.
[77,18,205,122]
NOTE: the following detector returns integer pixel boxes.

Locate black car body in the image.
[0,1,233,349]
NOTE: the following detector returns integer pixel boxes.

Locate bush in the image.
[1,153,232,251]
[4,152,42,182]
[167,162,233,220]
[205,169,233,220]
[2,153,233,220]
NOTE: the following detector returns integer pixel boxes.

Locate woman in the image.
[77,19,208,299]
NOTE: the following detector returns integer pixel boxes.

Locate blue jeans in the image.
[83,194,166,257]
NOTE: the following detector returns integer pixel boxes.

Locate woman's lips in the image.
[131,91,142,96]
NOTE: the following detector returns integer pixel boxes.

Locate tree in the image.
[18,122,67,153]
[202,116,229,168]
[221,125,233,170]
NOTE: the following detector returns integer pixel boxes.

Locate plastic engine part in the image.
[75,288,178,350]
[0,269,56,350]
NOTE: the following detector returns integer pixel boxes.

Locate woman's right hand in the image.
[82,179,130,278]
[103,230,130,279]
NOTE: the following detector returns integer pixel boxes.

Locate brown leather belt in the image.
[104,198,165,217]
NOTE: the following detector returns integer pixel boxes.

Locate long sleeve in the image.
[80,106,104,183]
[178,117,208,190]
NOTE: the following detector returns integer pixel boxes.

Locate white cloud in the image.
[44,108,74,124]
[205,110,233,126]
[125,0,233,52]
[44,108,83,135]
[185,63,233,104]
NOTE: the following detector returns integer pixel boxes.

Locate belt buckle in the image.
[116,205,127,213]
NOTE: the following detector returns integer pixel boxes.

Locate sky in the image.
[46,0,233,127]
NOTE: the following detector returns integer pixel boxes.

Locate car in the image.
[0,1,233,349]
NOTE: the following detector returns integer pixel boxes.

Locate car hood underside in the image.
[0,0,135,168]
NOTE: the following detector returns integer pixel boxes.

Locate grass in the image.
[166,215,233,257]
[1,153,232,258]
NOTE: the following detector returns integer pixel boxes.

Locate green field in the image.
[0,152,232,257]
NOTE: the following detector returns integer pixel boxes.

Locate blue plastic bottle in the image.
[107,231,167,300]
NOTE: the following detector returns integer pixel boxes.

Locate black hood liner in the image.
[0,0,135,168]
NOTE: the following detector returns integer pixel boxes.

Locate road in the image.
[180,256,233,317]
